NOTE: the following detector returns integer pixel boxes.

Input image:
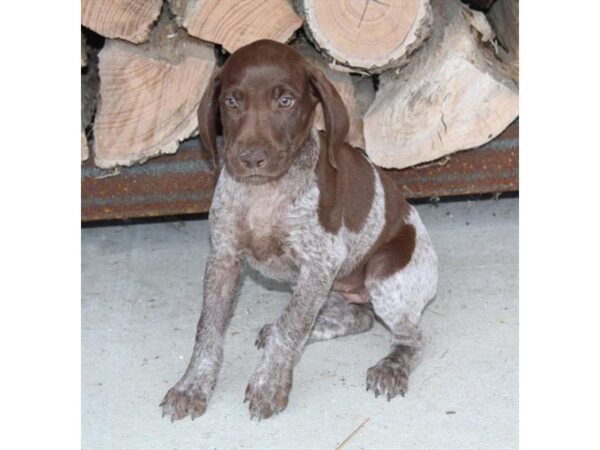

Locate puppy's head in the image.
[198,39,349,184]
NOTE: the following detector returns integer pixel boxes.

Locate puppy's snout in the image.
[240,149,267,169]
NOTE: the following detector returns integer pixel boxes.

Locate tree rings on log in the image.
[298,0,433,74]
[93,19,216,169]
[169,0,303,53]
[81,0,162,44]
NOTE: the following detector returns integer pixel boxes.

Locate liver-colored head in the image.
[198,40,349,183]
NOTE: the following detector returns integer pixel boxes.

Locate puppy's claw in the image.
[366,360,410,401]
[161,386,209,421]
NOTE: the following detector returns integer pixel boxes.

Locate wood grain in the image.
[81,0,162,43]
[93,16,217,169]
[363,0,518,169]
[488,0,518,83]
[298,0,432,73]
[172,0,303,53]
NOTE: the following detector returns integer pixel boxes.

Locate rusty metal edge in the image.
[82,121,518,222]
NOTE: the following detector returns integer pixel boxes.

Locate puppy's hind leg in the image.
[255,292,374,348]
[308,292,374,344]
[364,209,438,400]
[365,317,423,400]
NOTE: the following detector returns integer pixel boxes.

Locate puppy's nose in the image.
[240,149,267,169]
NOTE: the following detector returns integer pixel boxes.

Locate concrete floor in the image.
[82,197,518,450]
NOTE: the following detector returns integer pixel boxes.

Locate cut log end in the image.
[81,0,163,44]
[177,0,302,53]
[300,0,432,73]
[93,12,217,169]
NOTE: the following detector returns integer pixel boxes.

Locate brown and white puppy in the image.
[161,40,438,421]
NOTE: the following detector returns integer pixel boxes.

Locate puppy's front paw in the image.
[255,323,273,349]
[366,359,409,401]
[160,386,208,421]
[244,368,292,420]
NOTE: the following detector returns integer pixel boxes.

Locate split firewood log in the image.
[363,0,518,169]
[93,14,216,168]
[81,32,87,67]
[81,0,162,44]
[296,0,432,74]
[81,32,88,161]
[81,131,89,162]
[488,0,518,84]
[168,0,303,53]
[81,36,99,162]
[462,0,496,10]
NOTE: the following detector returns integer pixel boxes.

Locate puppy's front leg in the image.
[245,264,334,419]
[161,251,241,421]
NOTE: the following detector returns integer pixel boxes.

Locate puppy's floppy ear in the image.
[197,69,221,172]
[308,66,349,170]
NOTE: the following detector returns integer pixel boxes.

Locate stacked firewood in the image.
[81,0,518,170]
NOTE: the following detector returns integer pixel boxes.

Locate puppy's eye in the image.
[278,95,294,108]
[225,96,239,109]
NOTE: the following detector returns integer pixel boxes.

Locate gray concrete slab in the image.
[82,197,518,450]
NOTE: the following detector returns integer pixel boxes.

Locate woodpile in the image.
[81,0,518,170]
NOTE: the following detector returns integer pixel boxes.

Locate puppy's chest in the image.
[236,191,293,263]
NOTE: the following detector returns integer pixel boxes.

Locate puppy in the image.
[161,39,438,420]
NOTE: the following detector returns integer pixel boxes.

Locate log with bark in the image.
[297,0,432,74]
[81,0,162,44]
[81,36,99,162]
[363,0,518,169]
[462,0,496,10]
[81,131,89,162]
[81,32,87,67]
[488,0,518,83]
[93,14,217,169]
[293,38,374,149]
[168,0,303,53]
[81,32,88,161]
